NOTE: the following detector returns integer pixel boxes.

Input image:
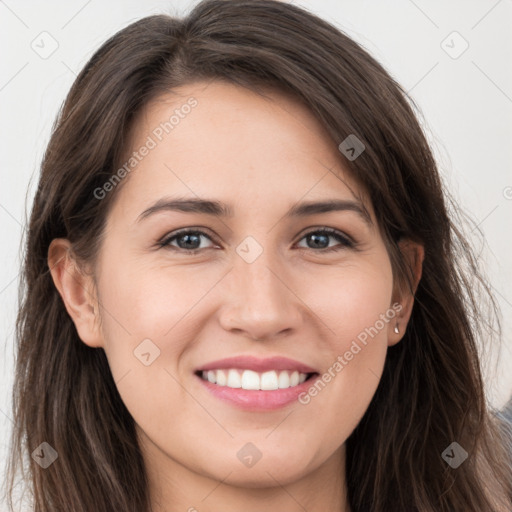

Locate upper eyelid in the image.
[162,227,218,243]
[300,226,352,239]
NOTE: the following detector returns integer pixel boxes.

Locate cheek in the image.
[293,262,393,428]
[93,257,212,437]
[93,254,230,432]
[296,258,394,349]
[95,255,220,360]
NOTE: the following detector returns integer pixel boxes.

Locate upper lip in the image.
[196,356,318,374]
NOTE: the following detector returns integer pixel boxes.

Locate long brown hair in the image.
[5,1,512,510]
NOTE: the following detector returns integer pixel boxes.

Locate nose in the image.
[218,248,304,341]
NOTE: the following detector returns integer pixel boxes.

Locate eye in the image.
[159,229,218,253]
[159,227,355,254]
[296,228,355,252]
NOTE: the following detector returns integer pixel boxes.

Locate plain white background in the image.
[1,0,511,506]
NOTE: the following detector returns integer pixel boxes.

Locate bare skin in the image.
[49,81,423,512]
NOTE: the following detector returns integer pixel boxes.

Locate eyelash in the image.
[158,227,356,254]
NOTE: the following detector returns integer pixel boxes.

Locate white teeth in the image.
[278,371,290,389]
[216,369,227,386]
[261,371,279,390]
[241,370,260,390]
[200,369,311,390]
[227,369,242,388]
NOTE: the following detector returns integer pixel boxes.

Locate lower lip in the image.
[195,373,320,411]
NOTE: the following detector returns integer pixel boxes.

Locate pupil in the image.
[179,234,200,249]
[176,233,330,250]
[309,233,328,249]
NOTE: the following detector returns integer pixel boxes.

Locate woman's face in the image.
[66,81,414,494]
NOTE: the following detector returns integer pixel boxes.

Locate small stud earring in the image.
[394,324,400,334]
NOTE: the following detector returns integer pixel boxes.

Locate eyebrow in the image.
[137,197,372,226]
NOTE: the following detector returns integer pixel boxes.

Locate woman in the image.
[5,0,512,510]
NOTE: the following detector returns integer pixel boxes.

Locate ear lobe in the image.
[388,239,424,346]
[48,238,104,348]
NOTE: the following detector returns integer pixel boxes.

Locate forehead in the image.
[112,80,371,220]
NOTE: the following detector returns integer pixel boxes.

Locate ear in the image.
[388,239,424,347]
[48,238,104,348]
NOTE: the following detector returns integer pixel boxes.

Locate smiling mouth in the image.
[195,369,318,391]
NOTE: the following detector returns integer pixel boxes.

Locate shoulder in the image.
[501,397,512,424]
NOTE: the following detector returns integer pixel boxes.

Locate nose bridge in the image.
[236,240,287,307]
[219,238,302,339]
